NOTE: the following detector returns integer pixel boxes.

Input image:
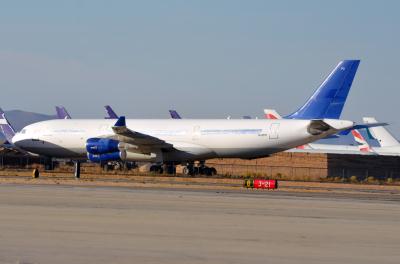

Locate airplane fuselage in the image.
[12,118,348,162]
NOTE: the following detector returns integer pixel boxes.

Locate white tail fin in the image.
[363,117,399,147]
[263,109,282,119]
[351,129,372,153]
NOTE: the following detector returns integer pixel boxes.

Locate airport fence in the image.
[1,153,400,181]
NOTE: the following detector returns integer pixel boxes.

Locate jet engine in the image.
[86,138,157,163]
[86,138,119,154]
[88,152,121,162]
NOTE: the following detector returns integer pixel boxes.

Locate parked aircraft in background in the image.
[12,59,381,178]
[0,108,17,146]
[1,107,73,155]
[363,117,400,156]
[55,105,120,120]
[168,110,251,120]
[0,108,35,156]
[105,105,119,119]
[169,110,182,119]
[55,106,71,119]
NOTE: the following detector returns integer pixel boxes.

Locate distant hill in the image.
[0,110,56,142]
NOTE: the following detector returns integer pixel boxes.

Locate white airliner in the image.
[362,117,400,156]
[11,60,382,176]
[263,109,374,155]
[13,117,354,163]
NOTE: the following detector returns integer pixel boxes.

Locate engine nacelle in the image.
[87,149,158,163]
[122,151,157,162]
[86,138,119,154]
[87,151,121,163]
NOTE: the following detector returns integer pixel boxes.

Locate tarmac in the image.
[0,184,399,264]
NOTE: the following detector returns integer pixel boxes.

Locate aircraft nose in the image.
[11,134,18,145]
[11,133,25,147]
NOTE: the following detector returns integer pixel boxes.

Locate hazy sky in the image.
[1,1,399,132]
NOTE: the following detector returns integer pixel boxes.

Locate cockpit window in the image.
[21,129,26,134]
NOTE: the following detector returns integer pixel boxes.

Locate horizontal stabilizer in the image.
[339,122,388,135]
[353,122,388,130]
[363,117,399,147]
[308,119,354,135]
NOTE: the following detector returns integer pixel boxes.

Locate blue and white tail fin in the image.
[169,110,182,119]
[105,105,119,119]
[363,117,399,147]
[55,106,71,119]
[0,108,16,143]
[286,60,360,119]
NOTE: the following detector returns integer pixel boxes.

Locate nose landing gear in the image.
[74,161,81,179]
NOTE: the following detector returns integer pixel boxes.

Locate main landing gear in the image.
[149,163,176,174]
[182,162,217,176]
[149,161,217,176]
[102,161,136,171]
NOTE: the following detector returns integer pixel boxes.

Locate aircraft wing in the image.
[109,116,172,149]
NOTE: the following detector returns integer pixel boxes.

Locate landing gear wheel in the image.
[165,165,176,175]
[150,165,163,174]
[210,167,217,176]
[203,167,211,176]
[182,165,194,176]
[182,167,190,176]
[202,167,217,176]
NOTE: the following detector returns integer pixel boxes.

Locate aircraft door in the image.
[269,123,280,139]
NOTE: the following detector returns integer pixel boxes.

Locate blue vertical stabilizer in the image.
[286,60,360,119]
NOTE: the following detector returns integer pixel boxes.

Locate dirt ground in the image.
[0,171,400,200]
[0,184,399,264]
